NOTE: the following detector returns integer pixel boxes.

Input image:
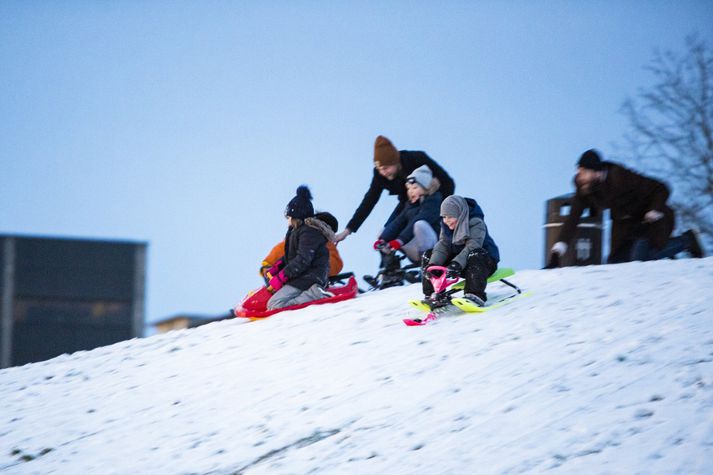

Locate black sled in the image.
[363,249,421,290]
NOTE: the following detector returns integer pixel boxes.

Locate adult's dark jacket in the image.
[380,191,442,244]
[282,217,335,291]
[346,151,455,233]
[557,162,674,259]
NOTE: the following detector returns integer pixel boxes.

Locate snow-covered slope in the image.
[1,259,712,474]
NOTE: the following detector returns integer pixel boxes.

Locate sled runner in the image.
[363,249,421,291]
[404,266,529,326]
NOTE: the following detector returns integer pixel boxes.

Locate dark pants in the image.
[421,249,497,300]
[629,235,690,261]
[379,250,401,271]
[609,209,675,263]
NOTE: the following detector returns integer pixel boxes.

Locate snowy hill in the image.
[1,259,712,474]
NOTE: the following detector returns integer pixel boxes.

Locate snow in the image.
[1,258,713,474]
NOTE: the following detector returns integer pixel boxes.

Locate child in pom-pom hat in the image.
[260,211,344,280]
[264,186,336,310]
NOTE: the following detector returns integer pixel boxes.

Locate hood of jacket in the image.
[305,217,336,242]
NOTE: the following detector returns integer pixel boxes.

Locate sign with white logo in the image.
[576,238,592,261]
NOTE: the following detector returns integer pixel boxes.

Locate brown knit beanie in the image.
[373,135,400,167]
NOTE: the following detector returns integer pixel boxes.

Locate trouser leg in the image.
[285,284,326,306]
[608,240,635,263]
[267,283,326,310]
[631,235,689,261]
[629,239,650,261]
[421,249,435,297]
[380,251,401,271]
[267,285,304,310]
[463,249,497,301]
[267,284,326,310]
[608,221,636,264]
[400,220,438,263]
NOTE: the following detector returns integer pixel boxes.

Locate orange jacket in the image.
[260,240,344,278]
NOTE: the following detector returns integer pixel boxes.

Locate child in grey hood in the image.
[421,195,500,306]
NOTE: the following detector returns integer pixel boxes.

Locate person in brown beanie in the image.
[546,149,704,267]
[334,135,455,243]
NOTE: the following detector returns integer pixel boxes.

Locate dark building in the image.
[0,234,146,368]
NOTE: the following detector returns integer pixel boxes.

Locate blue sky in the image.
[1,1,712,324]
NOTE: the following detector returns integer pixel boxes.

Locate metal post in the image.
[132,244,147,338]
[1,238,16,369]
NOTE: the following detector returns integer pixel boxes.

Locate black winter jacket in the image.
[282,218,335,291]
[558,162,673,254]
[346,151,455,232]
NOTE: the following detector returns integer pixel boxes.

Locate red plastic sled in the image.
[233,274,359,320]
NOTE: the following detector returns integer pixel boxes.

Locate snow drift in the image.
[1,258,712,474]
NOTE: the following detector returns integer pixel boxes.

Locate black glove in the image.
[544,252,560,269]
[446,261,462,277]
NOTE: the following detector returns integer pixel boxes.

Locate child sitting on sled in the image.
[421,194,500,307]
[260,211,344,279]
[264,186,335,310]
[374,164,442,263]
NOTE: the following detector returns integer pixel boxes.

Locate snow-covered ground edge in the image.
[1,258,712,474]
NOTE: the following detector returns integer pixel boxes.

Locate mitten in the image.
[388,239,403,251]
[446,261,462,277]
[551,241,568,256]
[265,259,285,279]
[267,270,287,293]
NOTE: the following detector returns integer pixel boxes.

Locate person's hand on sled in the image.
[335,228,352,244]
[387,239,403,251]
[264,259,285,279]
[267,270,287,293]
[373,239,391,253]
[446,261,462,278]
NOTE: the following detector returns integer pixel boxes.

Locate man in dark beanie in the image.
[334,135,455,243]
[547,149,704,266]
[577,149,605,172]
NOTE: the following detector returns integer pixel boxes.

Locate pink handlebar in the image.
[425,265,459,293]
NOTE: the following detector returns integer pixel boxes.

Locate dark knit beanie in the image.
[577,149,604,171]
[315,211,339,233]
[373,135,400,167]
[285,185,315,220]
